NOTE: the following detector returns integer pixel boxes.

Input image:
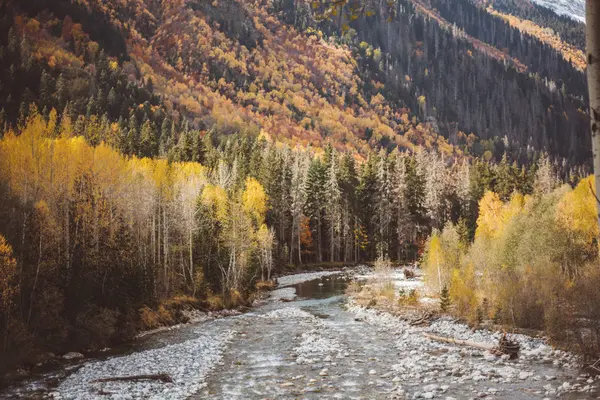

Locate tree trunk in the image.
[586,0,600,237]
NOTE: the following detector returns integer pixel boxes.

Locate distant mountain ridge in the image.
[532,0,585,23]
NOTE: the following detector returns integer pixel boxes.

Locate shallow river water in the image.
[3,269,598,399]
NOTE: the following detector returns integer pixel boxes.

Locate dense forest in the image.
[0,108,578,372]
[0,0,597,375]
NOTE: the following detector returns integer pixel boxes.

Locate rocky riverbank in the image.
[4,268,597,399]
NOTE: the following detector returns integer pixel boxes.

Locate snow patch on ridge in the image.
[531,0,585,23]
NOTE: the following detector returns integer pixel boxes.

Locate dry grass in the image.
[228,289,244,308]
[139,306,162,330]
[162,295,200,310]
[139,295,203,330]
[255,280,276,291]
[206,293,225,310]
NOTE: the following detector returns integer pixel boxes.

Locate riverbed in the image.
[2,268,598,399]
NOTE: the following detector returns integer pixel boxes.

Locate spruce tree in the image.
[305,158,326,262]
[139,119,157,157]
[440,284,451,312]
[325,151,342,262]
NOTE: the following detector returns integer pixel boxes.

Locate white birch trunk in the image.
[586,1,600,236]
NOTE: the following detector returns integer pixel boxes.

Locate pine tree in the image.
[289,151,309,264]
[305,158,326,262]
[338,152,358,262]
[107,87,118,117]
[56,73,68,109]
[392,151,411,261]
[191,130,205,163]
[39,70,54,107]
[357,154,378,260]
[126,111,139,155]
[495,154,517,200]
[7,27,19,53]
[440,284,450,312]
[375,149,392,259]
[325,151,342,262]
[139,119,157,157]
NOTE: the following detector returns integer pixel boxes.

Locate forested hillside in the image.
[0,0,596,377]
[0,0,592,163]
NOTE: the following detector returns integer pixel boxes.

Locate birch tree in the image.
[586,0,600,233]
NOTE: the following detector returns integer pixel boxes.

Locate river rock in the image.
[518,371,532,380]
[62,352,84,360]
[424,384,439,392]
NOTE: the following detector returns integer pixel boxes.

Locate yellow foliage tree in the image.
[201,184,229,222]
[556,176,599,251]
[242,177,267,226]
[424,232,444,292]
[0,234,17,317]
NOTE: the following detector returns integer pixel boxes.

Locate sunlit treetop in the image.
[310,0,397,29]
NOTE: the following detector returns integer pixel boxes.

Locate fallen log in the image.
[92,374,174,384]
[422,332,520,359]
[422,333,495,351]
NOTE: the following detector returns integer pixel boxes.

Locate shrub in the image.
[423,181,600,354]
[255,280,276,291]
[74,307,118,349]
[206,292,225,310]
[139,306,161,330]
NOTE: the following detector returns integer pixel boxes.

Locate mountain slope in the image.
[0,0,592,164]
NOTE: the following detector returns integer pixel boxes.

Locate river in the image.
[2,268,598,399]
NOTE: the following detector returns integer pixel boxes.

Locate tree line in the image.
[0,106,584,371]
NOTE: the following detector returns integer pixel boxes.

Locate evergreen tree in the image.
[139,119,157,157]
[305,158,326,262]
[440,284,451,312]
[107,87,118,117]
[325,151,342,262]
[39,70,54,107]
[56,73,68,110]
[392,151,412,261]
[289,151,309,264]
[338,152,359,262]
[126,111,139,155]
[357,154,378,260]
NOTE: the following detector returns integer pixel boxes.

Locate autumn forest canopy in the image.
[0,0,599,375]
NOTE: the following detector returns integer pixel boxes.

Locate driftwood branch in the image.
[92,374,174,384]
[423,332,520,359]
[410,312,433,326]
